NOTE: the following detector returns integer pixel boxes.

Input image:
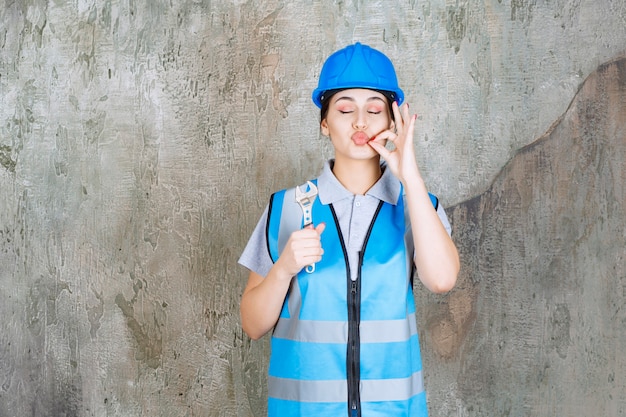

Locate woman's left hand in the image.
[368,101,421,185]
[370,102,460,293]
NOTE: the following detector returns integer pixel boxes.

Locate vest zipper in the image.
[347,256,362,417]
[331,202,382,417]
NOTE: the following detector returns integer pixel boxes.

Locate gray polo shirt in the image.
[238,160,452,281]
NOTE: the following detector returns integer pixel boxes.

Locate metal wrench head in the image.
[295,180,318,206]
[295,181,318,228]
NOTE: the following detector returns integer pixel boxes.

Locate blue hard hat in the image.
[312,42,404,108]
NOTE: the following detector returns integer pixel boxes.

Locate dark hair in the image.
[319,89,397,122]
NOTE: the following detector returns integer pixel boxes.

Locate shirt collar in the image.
[317,159,401,205]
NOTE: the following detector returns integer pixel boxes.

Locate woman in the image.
[239,42,459,417]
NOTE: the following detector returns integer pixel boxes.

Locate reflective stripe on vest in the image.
[265,181,435,417]
[268,370,424,402]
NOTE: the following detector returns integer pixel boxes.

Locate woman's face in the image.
[321,89,394,162]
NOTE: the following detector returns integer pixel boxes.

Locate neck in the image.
[332,156,382,195]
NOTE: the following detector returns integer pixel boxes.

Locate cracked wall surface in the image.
[416,56,626,416]
[1,1,625,416]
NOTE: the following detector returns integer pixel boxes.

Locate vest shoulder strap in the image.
[429,192,439,211]
[266,182,318,263]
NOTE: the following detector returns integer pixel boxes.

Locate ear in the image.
[320,119,330,136]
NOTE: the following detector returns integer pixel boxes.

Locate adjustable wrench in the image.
[295,180,319,273]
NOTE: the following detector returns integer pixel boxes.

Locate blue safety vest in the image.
[265,180,437,417]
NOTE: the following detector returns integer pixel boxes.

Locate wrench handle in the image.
[302,222,316,274]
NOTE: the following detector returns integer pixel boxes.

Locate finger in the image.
[297,225,325,242]
[403,103,418,129]
[392,101,403,127]
[290,228,320,244]
[371,130,395,143]
[406,113,417,139]
[296,244,323,256]
[301,223,326,239]
[368,140,392,160]
[396,101,414,130]
[295,241,324,258]
[402,102,411,122]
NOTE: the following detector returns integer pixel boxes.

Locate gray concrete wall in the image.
[0,1,624,416]
[416,56,626,416]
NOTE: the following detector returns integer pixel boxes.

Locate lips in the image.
[351,131,370,146]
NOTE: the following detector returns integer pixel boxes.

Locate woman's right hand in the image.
[275,223,326,277]
[241,222,326,339]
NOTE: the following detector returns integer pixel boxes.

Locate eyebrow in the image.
[333,95,386,104]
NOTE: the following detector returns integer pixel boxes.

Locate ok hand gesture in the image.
[368,102,421,185]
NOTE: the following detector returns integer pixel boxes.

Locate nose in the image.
[353,111,367,130]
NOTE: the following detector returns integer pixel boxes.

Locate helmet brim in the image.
[312,85,404,108]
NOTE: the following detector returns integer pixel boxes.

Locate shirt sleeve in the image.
[238,205,275,278]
